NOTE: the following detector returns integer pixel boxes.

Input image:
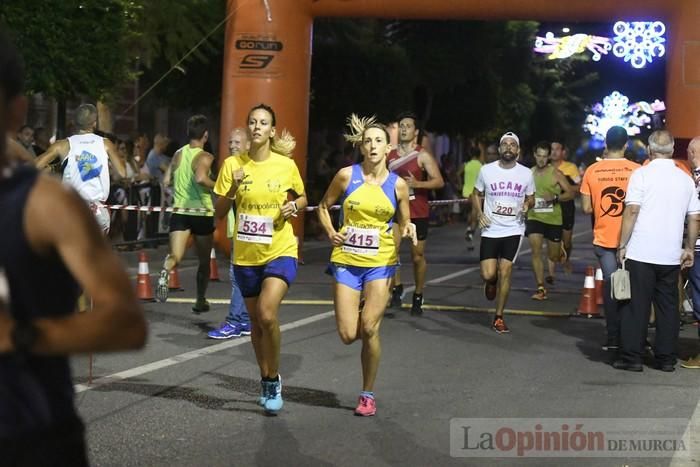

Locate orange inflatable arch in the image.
[216,0,700,250]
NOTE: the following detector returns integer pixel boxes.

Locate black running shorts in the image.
[480,235,522,262]
[169,214,215,236]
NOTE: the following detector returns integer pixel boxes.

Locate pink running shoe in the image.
[354,395,376,416]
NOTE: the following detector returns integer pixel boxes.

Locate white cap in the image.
[500,131,520,147]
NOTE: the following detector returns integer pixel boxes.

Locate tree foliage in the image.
[0,0,224,107]
[310,19,599,146]
[131,0,225,111]
[0,0,136,101]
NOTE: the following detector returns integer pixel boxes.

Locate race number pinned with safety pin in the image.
[493,200,518,217]
[342,226,380,256]
[533,197,554,213]
[237,213,273,244]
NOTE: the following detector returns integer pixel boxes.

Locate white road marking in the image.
[75,311,334,393]
[76,229,592,393]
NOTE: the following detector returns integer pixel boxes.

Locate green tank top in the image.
[173,145,213,217]
[528,165,562,225]
[462,159,482,197]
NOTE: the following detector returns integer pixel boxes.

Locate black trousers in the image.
[621,259,680,365]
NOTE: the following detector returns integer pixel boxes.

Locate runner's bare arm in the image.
[394,177,417,245]
[412,151,444,190]
[6,136,33,163]
[581,194,593,214]
[214,196,233,220]
[318,167,350,246]
[471,189,484,216]
[554,170,575,202]
[104,138,126,178]
[163,150,181,187]
[194,152,215,189]
[471,189,490,228]
[523,193,535,211]
[0,176,147,354]
[34,140,69,170]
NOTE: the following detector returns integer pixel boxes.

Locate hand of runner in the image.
[233,168,246,185]
[402,222,418,246]
[280,200,298,219]
[226,169,247,198]
[403,173,416,188]
[479,213,491,229]
[328,230,347,247]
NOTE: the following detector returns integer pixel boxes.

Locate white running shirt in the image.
[63,133,111,202]
[475,161,535,238]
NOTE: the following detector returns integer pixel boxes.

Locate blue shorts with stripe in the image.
[327,263,397,291]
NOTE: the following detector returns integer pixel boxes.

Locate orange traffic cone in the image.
[209,248,220,281]
[168,267,183,291]
[136,250,155,301]
[577,266,600,318]
[594,268,604,306]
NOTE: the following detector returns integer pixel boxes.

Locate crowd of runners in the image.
[12,95,700,419]
[0,31,700,465]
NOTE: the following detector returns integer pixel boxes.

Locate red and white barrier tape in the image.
[105,198,471,213]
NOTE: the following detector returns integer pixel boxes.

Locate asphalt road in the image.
[72,214,700,466]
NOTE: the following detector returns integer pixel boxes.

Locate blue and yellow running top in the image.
[330,164,399,267]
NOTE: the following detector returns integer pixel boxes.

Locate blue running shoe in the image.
[258,380,270,406]
[264,376,283,414]
[207,322,239,339]
[238,323,251,336]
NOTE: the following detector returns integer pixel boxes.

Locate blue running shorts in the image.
[328,263,397,291]
[234,256,298,298]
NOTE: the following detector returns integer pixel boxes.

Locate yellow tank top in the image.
[330,164,399,267]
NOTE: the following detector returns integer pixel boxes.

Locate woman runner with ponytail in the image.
[318,115,416,416]
[213,104,306,414]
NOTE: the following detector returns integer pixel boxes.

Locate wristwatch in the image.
[12,320,39,354]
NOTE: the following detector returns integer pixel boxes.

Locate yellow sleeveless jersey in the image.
[330,164,399,267]
[213,152,304,266]
[556,160,581,184]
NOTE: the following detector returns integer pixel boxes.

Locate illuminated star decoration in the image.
[612,21,666,69]
[583,91,666,137]
[534,32,612,61]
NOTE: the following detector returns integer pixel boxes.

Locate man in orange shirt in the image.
[580,126,640,351]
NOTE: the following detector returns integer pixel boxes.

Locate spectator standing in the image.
[615,131,700,372]
[580,126,640,351]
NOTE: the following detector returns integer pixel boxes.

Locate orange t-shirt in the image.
[642,158,692,177]
[580,158,640,248]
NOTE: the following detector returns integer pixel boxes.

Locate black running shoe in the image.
[411,293,423,316]
[390,285,404,309]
